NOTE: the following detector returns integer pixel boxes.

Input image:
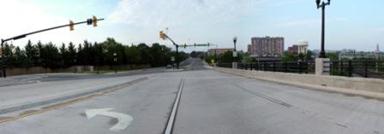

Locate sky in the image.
[0,0,383,52]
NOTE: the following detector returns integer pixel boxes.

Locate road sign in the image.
[171,56,175,62]
[85,108,133,132]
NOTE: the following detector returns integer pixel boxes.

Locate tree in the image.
[67,42,76,66]
[12,46,27,67]
[218,51,234,63]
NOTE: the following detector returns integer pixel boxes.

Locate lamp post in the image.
[316,0,330,58]
[232,37,238,68]
[113,52,117,73]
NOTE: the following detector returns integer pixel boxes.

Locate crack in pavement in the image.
[235,84,293,108]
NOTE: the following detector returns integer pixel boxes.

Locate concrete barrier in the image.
[213,67,384,100]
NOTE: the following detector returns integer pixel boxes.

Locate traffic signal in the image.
[92,16,98,27]
[69,20,74,31]
[86,18,93,25]
[160,31,167,40]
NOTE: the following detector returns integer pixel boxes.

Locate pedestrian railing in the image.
[217,60,384,79]
[217,61,315,74]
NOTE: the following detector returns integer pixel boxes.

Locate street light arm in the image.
[166,36,179,47]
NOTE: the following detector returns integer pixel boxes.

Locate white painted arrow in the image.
[85,108,133,132]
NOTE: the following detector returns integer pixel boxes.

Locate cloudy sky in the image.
[0,0,383,52]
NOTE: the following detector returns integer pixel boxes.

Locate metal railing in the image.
[217,60,384,79]
[217,61,315,74]
[331,60,384,78]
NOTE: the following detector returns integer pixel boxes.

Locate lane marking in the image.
[164,79,184,134]
[0,77,148,124]
[85,108,133,132]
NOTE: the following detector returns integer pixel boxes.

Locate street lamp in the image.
[232,37,238,68]
[233,37,237,52]
[113,52,117,73]
[316,0,330,58]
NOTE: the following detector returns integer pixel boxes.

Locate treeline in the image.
[2,38,188,69]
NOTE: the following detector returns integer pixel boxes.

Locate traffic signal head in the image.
[86,18,93,25]
[92,16,98,27]
[69,20,74,31]
[159,31,167,40]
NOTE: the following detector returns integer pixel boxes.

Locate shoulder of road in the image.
[213,67,384,101]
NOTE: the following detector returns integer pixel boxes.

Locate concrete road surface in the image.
[1,58,384,134]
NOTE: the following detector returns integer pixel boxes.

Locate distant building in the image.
[248,36,284,57]
[288,41,308,55]
[207,48,234,55]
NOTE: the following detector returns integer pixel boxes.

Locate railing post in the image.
[284,62,288,72]
[299,61,303,74]
[340,60,344,76]
[272,62,276,72]
[364,60,368,78]
[348,60,352,77]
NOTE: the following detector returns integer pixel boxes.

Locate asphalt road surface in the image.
[1,58,384,134]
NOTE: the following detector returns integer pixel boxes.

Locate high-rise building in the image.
[288,41,309,55]
[248,36,284,57]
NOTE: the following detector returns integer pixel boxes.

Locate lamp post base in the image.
[232,62,238,69]
[315,58,330,75]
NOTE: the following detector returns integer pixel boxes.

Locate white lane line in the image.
[164,79,185,134]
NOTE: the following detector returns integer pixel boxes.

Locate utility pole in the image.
[0,16,104,78]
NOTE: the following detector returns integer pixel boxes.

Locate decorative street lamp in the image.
[316,0,331,58]
[233,37,237,52]
[232,37,238,68]
[113,52,117,73]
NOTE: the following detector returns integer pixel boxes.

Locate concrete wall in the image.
[214,67,384,94]
[4,65,151,76]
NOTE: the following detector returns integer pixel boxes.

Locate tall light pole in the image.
[232,37,238,68]
[316,0,330,58]
[233,37,238,60]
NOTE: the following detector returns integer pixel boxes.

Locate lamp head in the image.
[316,0,321,7]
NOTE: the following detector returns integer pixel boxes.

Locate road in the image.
[1,58,384,134]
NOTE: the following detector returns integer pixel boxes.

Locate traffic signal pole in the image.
[0,17,104,78]
[160,31,180,69]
